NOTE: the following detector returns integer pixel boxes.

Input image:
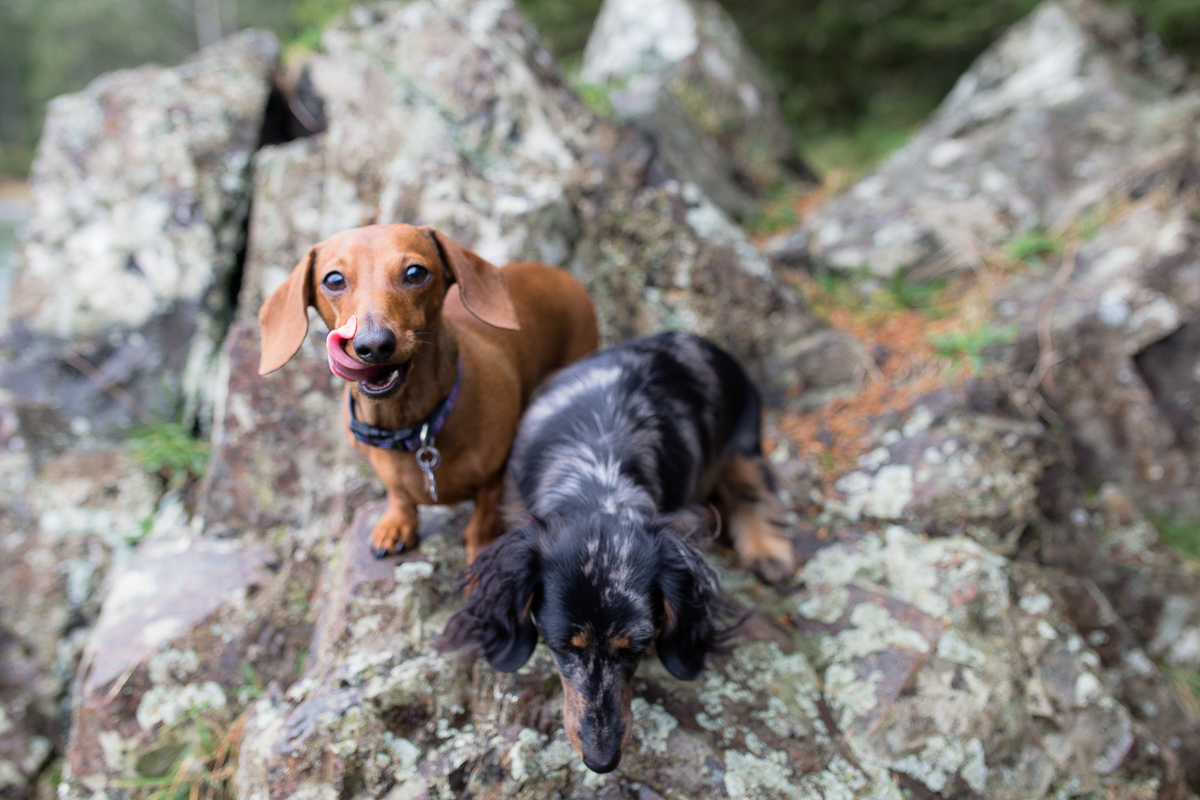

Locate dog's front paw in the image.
[369,520,418,558]
[733,520,795,584]
[746,551,794,584]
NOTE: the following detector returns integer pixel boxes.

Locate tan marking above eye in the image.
[610,635,630,652]
[570,632,590,650]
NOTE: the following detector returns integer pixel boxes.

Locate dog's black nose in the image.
[353,327,396,363]
[583,751,622,774]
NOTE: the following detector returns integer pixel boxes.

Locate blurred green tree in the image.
[1,0,1199,179]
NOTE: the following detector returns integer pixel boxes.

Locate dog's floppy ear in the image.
[259,247,317,375]
[655,527,724,681]
[424,227,520,331]
[442,525,540,672]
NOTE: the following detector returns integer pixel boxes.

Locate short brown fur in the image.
[258,224,598,561]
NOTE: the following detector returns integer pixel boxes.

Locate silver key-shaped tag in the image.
[415,424,442,502]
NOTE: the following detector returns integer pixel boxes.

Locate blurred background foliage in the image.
[1,0,1198,179]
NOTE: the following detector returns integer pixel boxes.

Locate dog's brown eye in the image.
[323,271,346,292]
[403,264,430,286]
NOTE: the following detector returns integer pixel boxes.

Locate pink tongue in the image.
[326,316,383,382]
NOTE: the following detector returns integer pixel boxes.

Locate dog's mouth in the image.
[326,317,413,396]
[359,359,412,397]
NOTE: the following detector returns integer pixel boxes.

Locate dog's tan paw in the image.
[369,519,419,558]
[732,518,795,584]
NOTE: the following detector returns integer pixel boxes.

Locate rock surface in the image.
[2,30,278,437]
[796,525,1188,798]
[228,505,1191,800]
[828,394,1044,555]
[0,429,158,798]
[804,0,1199,278]
[801,0,1200,519]
[994,192,1200,515]
[581,0,814,220]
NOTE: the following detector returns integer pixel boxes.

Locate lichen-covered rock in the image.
[1,30,278,437]
[1040,569,1200,790]
[1034,476,1200,675]
[237,0,819,397]
[0,416,158,798]
[792,0,1200,517]
[52,314,357,798]
[992,193,1200,515]
[230,504,1191,799]
[795,525,1189,798]
[235,503,905,800]
[803,0,1200,277]
[828,399,1043,555]
[581,0,813,219]
[61,530,288,796]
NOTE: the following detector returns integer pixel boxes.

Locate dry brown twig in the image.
[61,349,158,425]
[1028,240,1078,396]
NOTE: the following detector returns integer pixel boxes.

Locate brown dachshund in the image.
[258,224,598,562]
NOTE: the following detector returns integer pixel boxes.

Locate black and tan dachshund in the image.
[443,332,793,773]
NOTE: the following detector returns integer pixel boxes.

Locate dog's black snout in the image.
[583,750,622,774]
[579,711,625,774]
[353,327,397,363]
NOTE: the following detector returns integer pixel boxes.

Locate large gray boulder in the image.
[2,30,279,437]
[819,392,1200,789]
[795,525,1188,798]
[804,0,1199,277]
[581,0,815,220]
[0,27,282,800]
[0,433,158,798]
[798,0,1200,518]
[993,194,1200,515]
[226,504,1189,799]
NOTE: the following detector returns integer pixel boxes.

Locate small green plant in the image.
[295,648,310,679]
[111,711,242,800]
[806,266,869,307]
[125,515,155,548]
[129,421,210,487]
[929,323,1017,375]
[745,201,798,235]
[882,272,946,312]
[1161,664,1200,716]
[1149,514,1200,568]
[237,662,263,702]
[289,0,355,51]
[799,115,918,184]
[1006,231,1062,263]
[569,76,615,118]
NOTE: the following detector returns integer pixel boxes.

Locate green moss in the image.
[128,421,210,487]
[1149,513,1200,567]
[287,0,355,51]
[883,272,947,312]
[566,71,615,119]
[745,200,798,236]
[799,112,922,181]
[929,324,1017,375]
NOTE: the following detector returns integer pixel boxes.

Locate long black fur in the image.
[443,332,767,772]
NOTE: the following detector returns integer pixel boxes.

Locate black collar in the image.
[348,356,462,451]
